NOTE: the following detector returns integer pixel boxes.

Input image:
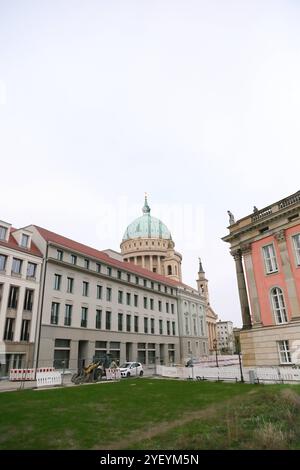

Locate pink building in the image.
[223,191,300,366]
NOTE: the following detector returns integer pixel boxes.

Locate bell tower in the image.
[196,258,209,303]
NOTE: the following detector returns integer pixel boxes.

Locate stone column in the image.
[275,230,300,320]
[142,256,145,269]
[134,256,137,266]
[242,244,261,326]
[149,256,153,272]
[232,250,252,329]
[157,256,161,275]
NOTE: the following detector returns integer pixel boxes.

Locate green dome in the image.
[122,196,172,241]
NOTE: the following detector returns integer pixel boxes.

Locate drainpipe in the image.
[34,242,49,378]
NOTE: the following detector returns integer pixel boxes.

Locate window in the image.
[134,294,138,307]
[84,258,89,269]
[27,262,36,278]
[67,277,74,293]
[118,313,123,331]
[134,315,139,333]
[71,254,77,265]
[64,304,72,326]
[23,289,34,311]
[166,302,169,313]
[4,318,14,341]
[158,300,162,312]
[151,282,154,289]
[96,310,102,329]
[127,273,131,282]
[150,318,154,334]
[51,302,60,324]
[21,234,29,248]
[144,279,147,287]
[20,319,30,341]
[171,304,174,314]
[150,298,154,310]
[193,318,197,335]
[278,340,292,364]
[172,321,176,336]
[54,339,70,369]
[81,307,88,327]
[0,254,7,271]
[158,284,161,292]
[293,234,300,265]
[0,225,7,240]
[126,314,131,332]
[106,287,112,301]
[96,285,102,299]
[200,318,204,336]
[118,290,123,304]
[167,321,170,335]
[54,274,61,290]
[82,281,89,296]
[126,293,131,305]
[164,286,167,293]
[106,311,111,330]
[57,250,63,261]
[135,276,139,284]
[143,297,148,309]
[12,258,22,275]
[271,287,288,324]
[95,309,102,330]
[117,270,122,279]
[107,266,112,276]
[159,319,163,335]
[96,263,101,273]
[8,286,19,309]
[144,317,148,334]
[262,244,278,273]
[185,317,189,335]
[168,265,172,275]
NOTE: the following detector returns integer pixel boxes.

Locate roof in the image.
[0,229,42,258]
[122,196,172,241]
[33,225,180,288]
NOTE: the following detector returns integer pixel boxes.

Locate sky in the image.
[1,1,300,327]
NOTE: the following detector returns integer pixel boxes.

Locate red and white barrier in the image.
[9,367,55,381]
[36,371,62,388]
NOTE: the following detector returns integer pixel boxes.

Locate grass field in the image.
[1,378,300,450]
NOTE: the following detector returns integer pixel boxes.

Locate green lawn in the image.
[1,378,300,450]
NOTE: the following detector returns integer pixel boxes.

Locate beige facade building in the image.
[0,221,43,376]
[216,320,234,354]
[26,224,181,370]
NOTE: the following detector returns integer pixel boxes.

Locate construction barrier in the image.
[36,371,62,388]
[9,367,55,381]
[106,368,121,380]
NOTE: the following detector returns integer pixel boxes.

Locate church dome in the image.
[122,196,172,241]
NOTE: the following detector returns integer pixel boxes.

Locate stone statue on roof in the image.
[227,210,235,225]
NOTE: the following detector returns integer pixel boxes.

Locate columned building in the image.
[0,221,43,376]
[223,190,300,366]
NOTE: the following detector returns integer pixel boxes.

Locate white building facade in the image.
[216,320,234,354]
[0,221,43,376]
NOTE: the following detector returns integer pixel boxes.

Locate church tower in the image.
[196,258,209,303]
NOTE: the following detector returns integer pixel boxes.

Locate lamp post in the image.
[213,338,219,368]
[235,337,244,383]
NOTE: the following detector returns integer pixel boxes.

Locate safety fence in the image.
[9,367,55,381]
[156,365,300,384]
[106,368,121,380]
[36,371,62,388]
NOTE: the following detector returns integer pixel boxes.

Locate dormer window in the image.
[21,234,29,248]
[0,226,7,240]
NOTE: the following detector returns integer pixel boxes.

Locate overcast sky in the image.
[1,1,300,327]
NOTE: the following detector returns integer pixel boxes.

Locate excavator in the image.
[71,353,115,385]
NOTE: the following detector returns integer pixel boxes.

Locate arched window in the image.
[168,265,172,275]
[271,287,288,324]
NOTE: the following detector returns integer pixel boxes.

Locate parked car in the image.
[119,362,144,378]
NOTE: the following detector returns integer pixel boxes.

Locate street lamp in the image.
[213,338,219,368]
[235,337,244,383]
